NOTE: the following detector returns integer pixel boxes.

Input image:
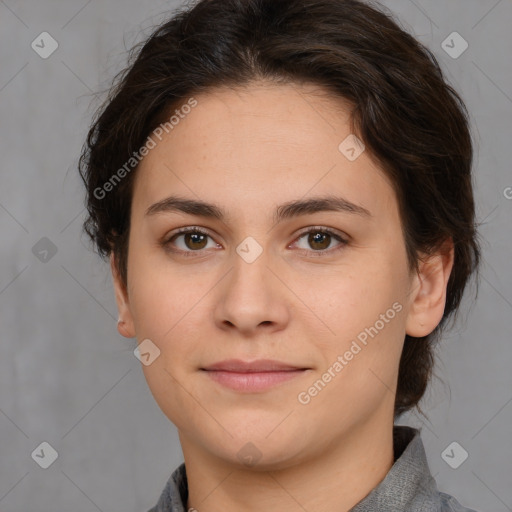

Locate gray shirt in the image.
[147,425,478,512]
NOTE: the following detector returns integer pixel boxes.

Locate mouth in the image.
[200,359,311,392]
[201,358,310,372]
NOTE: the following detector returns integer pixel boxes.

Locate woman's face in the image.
[113,81,440,469]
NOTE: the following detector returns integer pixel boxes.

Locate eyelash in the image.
[161,226,349,258]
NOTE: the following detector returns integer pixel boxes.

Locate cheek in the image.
[127,253,211,371]
[302,262,400,332]
[304,252,408,372]
[127,244,190,328]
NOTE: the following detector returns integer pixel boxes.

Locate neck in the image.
[181,413,395,512]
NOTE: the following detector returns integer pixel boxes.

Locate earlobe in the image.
[405,238,454,338]
[110,253,136,338]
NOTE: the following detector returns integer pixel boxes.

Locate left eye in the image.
[162,227,348,256]
[292,228,348,254]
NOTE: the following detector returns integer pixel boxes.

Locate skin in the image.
[112,81,454,512]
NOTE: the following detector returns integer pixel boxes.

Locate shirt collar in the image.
[350,425,440,511]
[151,425,440,512]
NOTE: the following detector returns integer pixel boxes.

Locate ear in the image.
[405,238,455,337]
[110,253,136,338]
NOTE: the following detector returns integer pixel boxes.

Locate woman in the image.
[79,0,481,510]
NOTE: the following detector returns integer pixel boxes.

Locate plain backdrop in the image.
[0,0,511,511]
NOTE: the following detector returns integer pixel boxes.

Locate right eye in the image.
[161,227,221,257]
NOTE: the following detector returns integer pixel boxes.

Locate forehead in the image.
[132,82,398,222]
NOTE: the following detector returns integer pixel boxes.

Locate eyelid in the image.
[293,225,349,243]
[289,225,349,256]
[161,225,349,256]
[161,225,218,248]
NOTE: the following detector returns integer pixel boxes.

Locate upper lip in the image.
[201,359,309,372]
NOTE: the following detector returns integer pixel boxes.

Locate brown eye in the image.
[162,226,348,259]
[182,232,208,250]
[163,227,218,256]
[308,231,331,250]
[292,227,348,255]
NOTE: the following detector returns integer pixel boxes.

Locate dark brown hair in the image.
[79,0,481,418]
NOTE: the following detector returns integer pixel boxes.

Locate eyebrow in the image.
[145,194,372,223]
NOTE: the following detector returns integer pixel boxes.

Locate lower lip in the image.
[202,370,308,392]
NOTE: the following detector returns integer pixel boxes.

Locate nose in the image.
[213,247,290,337]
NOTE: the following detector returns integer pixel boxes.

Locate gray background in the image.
[0,0,511,511]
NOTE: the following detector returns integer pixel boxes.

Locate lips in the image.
[200,359,311,392]
[201,359,309,372]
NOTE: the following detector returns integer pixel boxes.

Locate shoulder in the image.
[439,491,480,512]
[145,462,188,512]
